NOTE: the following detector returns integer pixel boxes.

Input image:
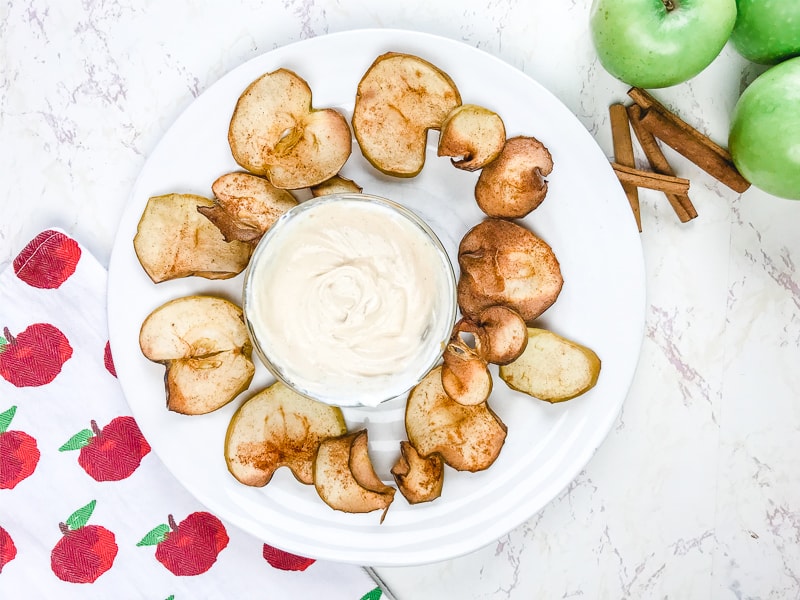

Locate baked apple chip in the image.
[499,328,601,403]
[391,441,444,504]
[224,381,346,486]
[353,52,461,177]
[314,430,395,520]
[457,219,563,323]
[309,174,363,197]
[472,305,528,365]
[198,172,298,243]
[406,367,506,472]
[475,135,554,218]
[441,327,492,406]
[139,295,255,415]
[438,104,506,171]
[134,193,252,283]
[228,68,352,189]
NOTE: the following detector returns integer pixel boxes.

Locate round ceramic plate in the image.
[107,29,645,567]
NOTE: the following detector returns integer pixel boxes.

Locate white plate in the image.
[107,29,645,567]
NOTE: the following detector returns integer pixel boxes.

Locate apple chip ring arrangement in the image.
[133,52,601,520]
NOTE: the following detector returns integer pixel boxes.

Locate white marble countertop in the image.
[3,1,799,598]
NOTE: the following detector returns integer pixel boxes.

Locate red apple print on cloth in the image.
[0,525,17,573]
[50,500,118,583]
[13,229,81,289]
[103,341,116,377]
[262,543,315,571]
[59,416,151,481]
[0,323,72,387]
[138,512,229,576]
[0,405,40,489]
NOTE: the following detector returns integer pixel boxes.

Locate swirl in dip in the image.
[243,194,456,407]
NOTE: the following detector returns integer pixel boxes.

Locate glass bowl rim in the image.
[241,191,458,408]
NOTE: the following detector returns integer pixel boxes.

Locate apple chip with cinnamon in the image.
[439,304,528,406]
[475,135,554,218]
[391,441,444,505]
[139,295,255,415]
[224,381,347,486]
[457,218,563,323]
[228,68,352,189]
[313,430,395,520]
[197,171,298,243]
[352,52,461,177]
[441,321,493,407]
[438,103,506,171]
[309,174,363,197]
[406,367,507,472]
[134,193,252,283]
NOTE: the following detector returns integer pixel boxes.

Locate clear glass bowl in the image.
[242,193,457,408]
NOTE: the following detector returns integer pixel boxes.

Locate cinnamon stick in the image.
[611,163,691,195]
[627,104,698,223]
[628,87,730,157]
[609,103,641,231]
[627,87,750,193]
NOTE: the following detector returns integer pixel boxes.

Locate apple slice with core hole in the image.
[139,296,255,415]
[228,68,352,189]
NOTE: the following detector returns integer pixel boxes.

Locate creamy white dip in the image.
[244,195,456,407]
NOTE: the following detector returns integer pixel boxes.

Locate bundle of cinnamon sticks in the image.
[610,87,750,231]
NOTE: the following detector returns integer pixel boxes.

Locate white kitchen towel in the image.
[0,229,382,600]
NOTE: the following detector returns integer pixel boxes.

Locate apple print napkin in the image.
[0,229,383,600]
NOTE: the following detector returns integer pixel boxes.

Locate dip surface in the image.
[244,195,456,407]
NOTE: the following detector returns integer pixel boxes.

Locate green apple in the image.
[590,0,737,88]
[729,56,800,200]
[730,0,800,64]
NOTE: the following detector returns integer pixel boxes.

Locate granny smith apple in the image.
[590,0,737,88]
[729,56,800,200]
[730,0,800,64]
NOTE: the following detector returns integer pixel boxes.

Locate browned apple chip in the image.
[475,136,554,218]
[310,174,363,197]
[441,331,492,406]
[352,52,461,177]
[474,305,528,365]
[139,295,255,415]
[197,172,298,243]
[228,68,352,189]
[313,430,395,520]
[438,104,506,171]
[391,441,444,504]
[406,367,506,472]
[224,381,346,486]
[457,219,563,323]
[134,193,252,283]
